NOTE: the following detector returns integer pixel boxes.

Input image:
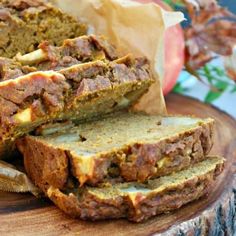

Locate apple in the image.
[134,0,185,95]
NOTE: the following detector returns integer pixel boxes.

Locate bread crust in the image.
[24,156,225,222]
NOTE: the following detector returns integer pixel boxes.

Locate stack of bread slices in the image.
[0,0,225,222]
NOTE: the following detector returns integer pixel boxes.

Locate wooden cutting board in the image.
[0,93,235,236]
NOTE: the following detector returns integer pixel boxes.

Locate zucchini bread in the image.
[16,150,225,222]
[0,0,87,58]
[0,36,154,158]
[17,113,214,188]
[0,0,225,225]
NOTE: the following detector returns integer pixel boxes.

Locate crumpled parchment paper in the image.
[0,0,184,193]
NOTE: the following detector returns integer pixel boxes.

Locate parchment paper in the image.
[0,0,184,193]
[53,0,184,115]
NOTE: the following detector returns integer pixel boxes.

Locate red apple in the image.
[134,0,185,95]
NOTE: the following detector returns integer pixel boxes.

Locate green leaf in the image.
[204,91,222,103]
[204,80,228,103]
[187,62,235,96]
[202,65,214,83]
[214,80,229,91]
[212,67,225,77]
[173,82,187,94]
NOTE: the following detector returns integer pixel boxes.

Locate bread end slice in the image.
[46,156,225,222]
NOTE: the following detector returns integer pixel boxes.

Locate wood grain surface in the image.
[0,93,235,236]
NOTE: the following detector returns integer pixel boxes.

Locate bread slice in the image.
[34,156,225,222]
[0,56,153,158]
[17,113,214,187]
[0,0,87,58]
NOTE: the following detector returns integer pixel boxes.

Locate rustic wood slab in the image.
[0,93,235,236]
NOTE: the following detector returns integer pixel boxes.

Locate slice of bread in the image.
[27,156,225,222]
[0,56,153,158]
[17,113,214,187]
[0,0,87,58]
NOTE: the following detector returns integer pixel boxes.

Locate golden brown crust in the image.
[45,157,224,222]
[18,136,68,193]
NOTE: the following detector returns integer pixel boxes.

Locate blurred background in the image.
[220,0,236,13]
[160,0,236,118]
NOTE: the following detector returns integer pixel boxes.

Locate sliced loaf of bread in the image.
[0,0,87,58]
[0,56,153,158]
[17,113,214,187]
[0,33,154,158]
[21,155,225,222]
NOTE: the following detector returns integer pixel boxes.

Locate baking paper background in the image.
[52,0,184,115]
